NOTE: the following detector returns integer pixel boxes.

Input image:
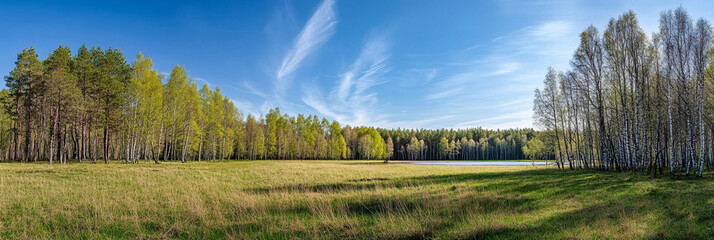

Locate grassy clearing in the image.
[0,161,712,239]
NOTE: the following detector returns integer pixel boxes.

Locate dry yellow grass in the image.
[0,160,712,239]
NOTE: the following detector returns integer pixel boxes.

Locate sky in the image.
[2,0,714,130]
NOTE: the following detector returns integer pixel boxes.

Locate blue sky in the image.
[2,0,714,129]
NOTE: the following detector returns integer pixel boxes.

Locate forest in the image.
[533,7,714,176]
[0,46,534,164]
[4,6,714,179]
[4,4,714,239]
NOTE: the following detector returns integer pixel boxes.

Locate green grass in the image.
[397,159,554,162]
[0,161,712,239]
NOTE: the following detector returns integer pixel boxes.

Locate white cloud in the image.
[230,98,256,115]
[439,70,481,87]
[461,44,481,52]
[242,81,270,98]
[420,20,575,129]
[488,62,520,76]
[426,88,461,100]
[303,34,391,126]
[425,68,438,82]
[528,20,572,41]
[303,90,348,123]
[493,96,532,108]
[276,0,337,86]
[194,77,213,88]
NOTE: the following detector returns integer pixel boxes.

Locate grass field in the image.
[0,160,713,239]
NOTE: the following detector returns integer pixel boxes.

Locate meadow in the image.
[0,160,712,239]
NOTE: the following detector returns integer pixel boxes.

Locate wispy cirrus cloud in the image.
[426,88,460,100]
[237,0,337,118]
[229,98,256,116]
[528,20,572,41]
[493,96,532,108]
[421,20,576,129]
[303,34,390,126]
[488,62,520,76]
[425,68,438,82]
[276,0,337,87]
[240,81,270,99]
[194,77,213,88]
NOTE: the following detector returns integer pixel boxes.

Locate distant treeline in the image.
[533,7,714,176]
[379,128,536,161]
[0,45,535,164]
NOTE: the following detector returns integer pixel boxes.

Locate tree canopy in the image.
[0,45,537,163]
[533,7,714,176]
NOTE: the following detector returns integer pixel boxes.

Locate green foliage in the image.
[126,53,163,162]
[438,137,449,159]
[266,108,279,158]
[1,45,536,163]
[523,137,545,161]
[245,114,264,160]
[356,127,387,160]
[385,137,394,163]
[94,47,130,129]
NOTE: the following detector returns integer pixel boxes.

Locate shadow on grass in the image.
[249,169,627,197]
[410,169,714,239]
[245,168,714,239]
[250,182,388,194]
